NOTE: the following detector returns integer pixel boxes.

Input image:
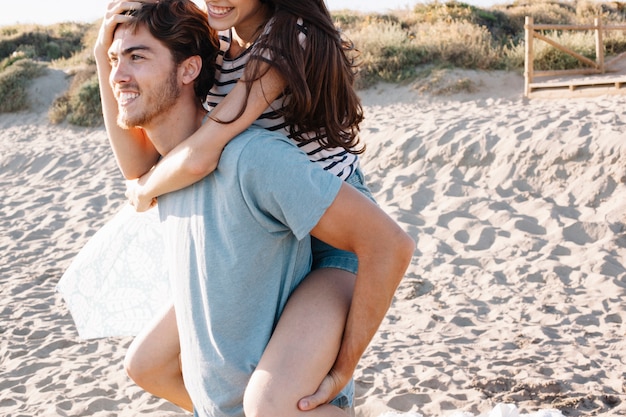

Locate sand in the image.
[1,67,625,417]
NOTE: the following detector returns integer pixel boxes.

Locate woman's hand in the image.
[126,178,157,212]
[94,1,144,59]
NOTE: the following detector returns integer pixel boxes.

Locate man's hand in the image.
[297,369,347,411]
[126,178,156,212]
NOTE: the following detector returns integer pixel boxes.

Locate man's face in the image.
[108,24,182,129]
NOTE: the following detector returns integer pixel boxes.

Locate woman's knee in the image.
[124,304,180,385]
[124,341,154,385]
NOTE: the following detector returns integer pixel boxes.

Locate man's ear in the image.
[180,55,202,85]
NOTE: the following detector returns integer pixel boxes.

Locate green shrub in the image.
[49,67,102,127]
[67,75,102,127]
[605,36,626,55]
[0,58,46,112]
[0,22,89,62]
[534,30,597,70]
[51,20,100,68]
[48,93,71,124]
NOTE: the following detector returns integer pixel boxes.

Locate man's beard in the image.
[117,69,181,129]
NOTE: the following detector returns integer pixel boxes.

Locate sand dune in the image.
[1,68,625,416]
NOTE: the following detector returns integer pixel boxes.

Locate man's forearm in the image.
[308,179,416,394]
[332,239,414,381]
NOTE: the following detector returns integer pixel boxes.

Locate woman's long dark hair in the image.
[242,0,365,154]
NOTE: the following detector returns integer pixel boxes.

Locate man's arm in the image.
[303,182,415,408]
[94,0,160,179]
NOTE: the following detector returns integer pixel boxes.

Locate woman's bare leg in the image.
[243,268,355,417]
[124,304,193,412]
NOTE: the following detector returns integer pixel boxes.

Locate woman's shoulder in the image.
[263,15,307,35]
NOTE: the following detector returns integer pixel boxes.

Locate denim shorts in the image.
[330,378,355,412]
[311,166,376,276]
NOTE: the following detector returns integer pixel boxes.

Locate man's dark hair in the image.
[127,0,219,102]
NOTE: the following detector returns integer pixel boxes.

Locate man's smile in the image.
[117,91,140,106]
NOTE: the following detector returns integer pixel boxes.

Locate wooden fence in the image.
[524,16,626,97]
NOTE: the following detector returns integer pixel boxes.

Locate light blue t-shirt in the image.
[158,127,342,417]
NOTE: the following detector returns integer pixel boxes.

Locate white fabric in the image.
[56,205,170,339]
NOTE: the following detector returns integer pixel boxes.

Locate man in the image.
[99,1,415,416]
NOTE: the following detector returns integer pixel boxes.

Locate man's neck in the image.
[142,102,206,156]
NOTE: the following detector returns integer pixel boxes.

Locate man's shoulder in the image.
[225,127,296,160]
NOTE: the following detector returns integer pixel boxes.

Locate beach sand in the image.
[1,67,625,416]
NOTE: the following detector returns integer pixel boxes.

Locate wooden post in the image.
[595,17,605,73]
[524,16,534,97]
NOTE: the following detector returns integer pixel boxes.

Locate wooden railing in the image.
[524,16,626,96]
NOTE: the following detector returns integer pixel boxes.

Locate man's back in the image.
[158,127,342,416]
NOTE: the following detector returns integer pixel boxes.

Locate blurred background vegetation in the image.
[1,0,626,126]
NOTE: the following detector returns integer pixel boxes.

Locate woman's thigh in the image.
[245,267,355,414]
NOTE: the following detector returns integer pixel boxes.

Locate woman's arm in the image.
[94,0,161,179]
[127,65,286,211]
